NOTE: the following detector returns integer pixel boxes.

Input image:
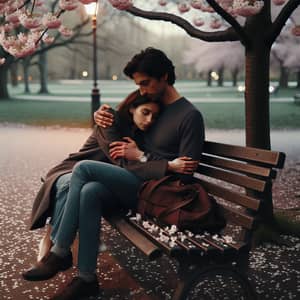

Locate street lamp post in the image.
[85,1,100,126]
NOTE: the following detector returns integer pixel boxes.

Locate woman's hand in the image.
[94,104,114,128]
[168,157,199,174]
[109,137,143,161]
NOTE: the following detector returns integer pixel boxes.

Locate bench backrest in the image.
[194,141,286,243]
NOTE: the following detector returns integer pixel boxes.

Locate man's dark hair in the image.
[123,47,176,85]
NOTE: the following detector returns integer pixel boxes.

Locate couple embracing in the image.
[23,47,205,300]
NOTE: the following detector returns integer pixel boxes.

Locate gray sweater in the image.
[144,97,205,181]
[145,97,204,159]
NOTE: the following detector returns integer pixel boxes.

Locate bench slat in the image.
[201,154,276,179]
[220,206,255,229]
[204,141,285,168]
[197,179,261,210]
[107,216,162,260]
[197,164,267,192]
[128,218,186,258]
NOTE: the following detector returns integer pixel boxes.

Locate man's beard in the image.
[148,90,164,102]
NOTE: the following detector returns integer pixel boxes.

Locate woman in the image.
[29,90,165,235]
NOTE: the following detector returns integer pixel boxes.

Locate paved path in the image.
[0,125,299,299]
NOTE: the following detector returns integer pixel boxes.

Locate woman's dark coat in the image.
[30,112,168,230]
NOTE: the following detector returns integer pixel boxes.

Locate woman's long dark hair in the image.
[117,90,163,124]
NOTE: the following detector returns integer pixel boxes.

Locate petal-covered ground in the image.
[0,125,299,300]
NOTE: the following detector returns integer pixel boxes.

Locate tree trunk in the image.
[23,58,31,94]
[297,70,300,89]
[279,65,289,88]
[10,62,18,87]
[232,68,239,87]
[0,66,9,100]
[38,50,49,94]
[69,67,76,79]
[244,19,274,226]
[207,70,212,86]
[245,45,271,150]
[218,67,224,87]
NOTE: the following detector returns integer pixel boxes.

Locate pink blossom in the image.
[5,12,20,24]
[0,57,6,65]
[59,25,73,37]
[190,0,203,9]
[233,0,264,17]
[0,35,17,51]
[19,13,42,29]
[59,0,79,11]
[272,0,286,5]
[42,35,55,45]
[210,19,222,29]
[36,0,45,6]
[158,0,168,6]
[5,36,37,58]
[79,0,96,4]
[4,1,22,14]
[108,0,133,10]
[193,17,204,27]
[178,2,190,13]
[291,26,300,36]
[3,23,14,32]
[42,13,62,29]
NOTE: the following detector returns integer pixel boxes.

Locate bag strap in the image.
[158,196,195,220]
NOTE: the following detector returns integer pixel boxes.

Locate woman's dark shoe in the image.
[22,251,72,281]
[50,276,100,300]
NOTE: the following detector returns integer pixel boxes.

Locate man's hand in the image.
[94,104,114,128]
[168,157,199,174]
[109,137,143,161]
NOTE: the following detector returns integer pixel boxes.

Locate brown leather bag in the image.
[137,176,226,232]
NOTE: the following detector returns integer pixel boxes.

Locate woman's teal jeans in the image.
[50,160,142,273]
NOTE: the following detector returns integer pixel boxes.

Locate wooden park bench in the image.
[107,140,286,299]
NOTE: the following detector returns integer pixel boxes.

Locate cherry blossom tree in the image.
[0,0,95,99]
[106,0,300,151]
[271,19,300,87]
[183,39,244,86]
[106,0,300,234]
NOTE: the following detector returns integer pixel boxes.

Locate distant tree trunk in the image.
[69,49,77,79]
[38,48,49,94]
[218,67,224,87]
[0,66,9,100]
[69,67,76,79]
[105,64,111,79]
[232,68,239,87]
[10,62,18,87]
[207,69,212,86]
[297,71,300,89]
[23,58,31,94]
[279,65,289,88]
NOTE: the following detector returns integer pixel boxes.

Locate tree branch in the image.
[206,0,250,46]
[126,6,240,42]
[268,0,300,45]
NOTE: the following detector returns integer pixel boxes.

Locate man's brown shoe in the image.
[50,276,99,300]
[22,252,72,281]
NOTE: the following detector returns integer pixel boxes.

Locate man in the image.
[22,48,204,300]
[96,47,205,181]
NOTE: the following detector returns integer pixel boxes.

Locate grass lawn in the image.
[1,98,300,129]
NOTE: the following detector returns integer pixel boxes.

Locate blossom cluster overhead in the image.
[108,0,299,31]
[0,0,94,64]
[0,0,299,65]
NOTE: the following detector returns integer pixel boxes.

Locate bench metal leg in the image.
[173,265,257,300]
